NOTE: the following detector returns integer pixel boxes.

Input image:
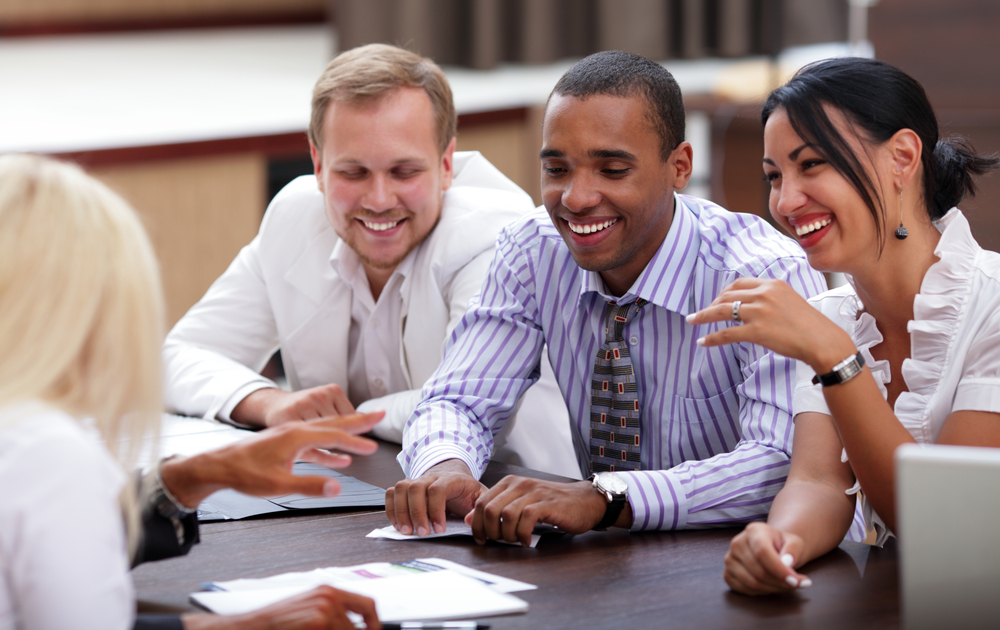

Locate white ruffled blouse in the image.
[793,208,1000,545]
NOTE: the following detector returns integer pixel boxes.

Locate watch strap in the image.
[590,473,628,531]
[595,493,627,531]
[812,352,866,387]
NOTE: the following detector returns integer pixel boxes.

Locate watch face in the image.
[596,472,628,495]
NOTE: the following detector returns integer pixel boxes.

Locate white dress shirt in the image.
[0,402,133,630]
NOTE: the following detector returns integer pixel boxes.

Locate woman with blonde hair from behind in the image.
[0,154,382,630]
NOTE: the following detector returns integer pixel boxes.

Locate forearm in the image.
[229,387,283,427]
[619,443,789,531]
[767,480,856,565]
[822,368,915,532]
[160,452,231,509]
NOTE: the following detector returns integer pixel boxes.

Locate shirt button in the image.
[371,318,380,328]
[629,336,639,346]
[374,378,384,389]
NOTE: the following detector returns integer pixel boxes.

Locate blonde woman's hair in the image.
[0,154,164,552]
[309,43,456,155]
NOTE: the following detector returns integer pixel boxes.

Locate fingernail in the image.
[685,313,696,324]
[781,553,794,567]
[433,523,445,534]
[785,576,799,588]
[323,480,339,497]
[417,526,428,536]
[401,525,412,535]
[696,337,706,346]
[799,578,812,588]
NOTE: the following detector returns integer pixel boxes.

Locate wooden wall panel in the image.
[0,0,324,25]
[456,112,544,207]
[90,154,266,327]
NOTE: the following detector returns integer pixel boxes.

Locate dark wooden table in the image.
[133,443,901,629]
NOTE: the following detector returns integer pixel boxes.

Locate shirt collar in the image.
[330,238,419,301]
[577,192,700,315]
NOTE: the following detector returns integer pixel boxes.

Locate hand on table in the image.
[465,476,614,547]
[161,411,383,509]
[231,383,357,428]
[181,585,380,630]
[724,521,811,595]
[685,278,855,373]
[385,459,487,536]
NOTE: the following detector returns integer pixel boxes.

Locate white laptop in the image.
[896,443,1000,630]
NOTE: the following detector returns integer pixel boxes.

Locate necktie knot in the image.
[603,298,647,343]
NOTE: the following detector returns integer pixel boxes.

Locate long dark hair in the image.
[762,57,998,252]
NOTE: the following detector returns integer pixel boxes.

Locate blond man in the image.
[163,44,576,476]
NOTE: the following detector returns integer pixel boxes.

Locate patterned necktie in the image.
[590,298,647,473]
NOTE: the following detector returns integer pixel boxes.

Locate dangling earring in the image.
[895,187,908,240]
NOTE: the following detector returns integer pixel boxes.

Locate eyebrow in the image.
[762,142,815,166]
[538,148,638,160]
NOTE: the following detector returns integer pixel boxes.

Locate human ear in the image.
[669,141,694,190]
[888,128,922,188]
[440,136,457,192]
[309,141,324,194]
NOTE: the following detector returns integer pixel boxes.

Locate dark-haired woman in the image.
[686,56,1000,595]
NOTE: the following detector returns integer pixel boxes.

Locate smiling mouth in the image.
[795,218,831,237]
[567,219,618,235]
[360,219,401,231]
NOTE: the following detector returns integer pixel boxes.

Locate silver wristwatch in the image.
[812,352,866,387]
[590,471,628,530]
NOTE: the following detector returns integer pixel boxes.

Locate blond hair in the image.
[0,154,164,551]
[309,43,456,155]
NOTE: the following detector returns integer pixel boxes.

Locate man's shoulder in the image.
[262,175,329,231]
[440,152,534,225]
[257,175,334,245]
[498,206,566,255]
[680,194,809,277]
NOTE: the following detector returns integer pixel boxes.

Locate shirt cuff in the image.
[217,379,278,421]
[399,443,485,481]
[618,469,689,531]
[954,378,1000,414]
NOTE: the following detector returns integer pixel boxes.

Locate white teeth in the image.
[567,219,618,235]
[795,218,831,237]
[362,220,400,231]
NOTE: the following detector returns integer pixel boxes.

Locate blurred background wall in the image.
[2,0,997,326]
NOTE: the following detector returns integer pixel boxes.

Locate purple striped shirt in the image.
[400,193,828,531]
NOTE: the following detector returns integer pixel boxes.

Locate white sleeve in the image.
[1,427,134,630]
[162,233,280,421]
[360,250,495,444]
[953,306,1000,413]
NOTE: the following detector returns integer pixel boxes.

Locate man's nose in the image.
[560,173,601,213]
[363,174,397,212]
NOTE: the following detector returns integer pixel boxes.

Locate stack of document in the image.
[192,558,534,622]
[197,462,387,520]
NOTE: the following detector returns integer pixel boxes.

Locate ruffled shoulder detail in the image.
[842,286,891,401]
[897,208,977,443]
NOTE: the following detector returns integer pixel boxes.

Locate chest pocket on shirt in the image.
[667,385,742,458]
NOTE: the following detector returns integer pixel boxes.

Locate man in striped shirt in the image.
[386,51,827,544]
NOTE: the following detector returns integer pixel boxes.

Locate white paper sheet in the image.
[192,568,530,621]
[366,520,541,548]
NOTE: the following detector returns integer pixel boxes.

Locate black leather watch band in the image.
[812,352,866,387]
[595,493,627,531]
[590,472,628,530]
